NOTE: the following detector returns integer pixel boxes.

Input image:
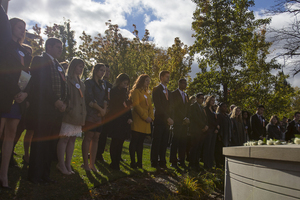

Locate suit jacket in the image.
[189,102,208,135]
[152,84,172,125]
[218,113,232,147]
[171,89,189,127]
[285,120,300,141]
[0,40,31,113]
[250,114,266,140]
[30,52,66,121]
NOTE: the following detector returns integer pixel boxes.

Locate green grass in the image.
[1,133,224,200]
[1,134,160,200]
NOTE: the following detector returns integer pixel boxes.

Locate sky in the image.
[5,0,300,87]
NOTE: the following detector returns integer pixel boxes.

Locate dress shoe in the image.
[0,180,12,190]
[159,164,168,169]
[136,162,143,169]
[130,163,137,169]
[170,163,180,170]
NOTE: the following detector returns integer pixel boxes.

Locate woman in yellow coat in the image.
[129,74,154,169]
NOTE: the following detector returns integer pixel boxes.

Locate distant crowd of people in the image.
[0,7,299,189]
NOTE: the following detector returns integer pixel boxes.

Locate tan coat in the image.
[130,88,154,134]
[63,76,87,126]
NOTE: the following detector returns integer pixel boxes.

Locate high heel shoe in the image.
[56,164,71,175]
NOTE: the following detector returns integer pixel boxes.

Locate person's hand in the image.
[217,125,220,129]
[127,119,133,124]
[167,118,174,126]
[145,117,152,123]
[55,100,66,112]
[202,125,208,132]
[15,92,28,103]
[214,129,218,134]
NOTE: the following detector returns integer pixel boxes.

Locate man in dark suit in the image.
[169,79,189,169]
[151,70,173,169]
[97,64,112,162]
[28,38,67,184]
[250,105,266,140]
[285,112,300,141]
[188,93,208,171]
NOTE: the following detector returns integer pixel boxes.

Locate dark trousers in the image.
[96,125,108,159]
[129,131,146,166]
[150,124,169,166]
[110,137,124,170]
[169,125,187,164]
[214,137,224,168]
[189,131,206,167]
[203,129,217,169]
[28,115,62,182]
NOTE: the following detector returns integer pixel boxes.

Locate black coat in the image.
[30,52,66,121]
[189,102,208,135]
[231,118,245,146]
[108,87,132,140]
[0,40,31,113]
[218,113,232,147]
[266,124,282,140]
[250,114,266,140]
[171,89,189,126]
[285,120,300,141]
[152,84,172,126]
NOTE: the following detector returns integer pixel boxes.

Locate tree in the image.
[44,20,77,62]
[268,0,300,74]
[26,24,44,56]
[190,0,270,102]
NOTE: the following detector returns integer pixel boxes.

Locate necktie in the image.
[165,88,168,100]
[182,92,185,103]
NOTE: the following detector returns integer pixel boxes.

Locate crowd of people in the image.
[1,7,300,189]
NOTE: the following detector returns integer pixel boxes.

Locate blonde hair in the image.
[67,58,85,79]
[231,106,242,122]
[204,95,215,108]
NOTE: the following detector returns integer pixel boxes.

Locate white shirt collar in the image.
[45,52,55,62]
[160,83,167,90]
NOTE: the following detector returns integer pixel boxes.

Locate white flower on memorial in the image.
[267,139,273,145]
[294,138,300,144]
[258,140,264,145]
[274,140,281,145]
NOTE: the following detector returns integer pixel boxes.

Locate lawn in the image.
[1,134,224,200]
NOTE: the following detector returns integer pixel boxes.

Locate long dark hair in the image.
[90,63,105,79]
[113,73,130,89]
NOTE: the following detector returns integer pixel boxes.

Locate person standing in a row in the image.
[230,106,245,146]
[203,96,219,170]
[250,105,266,140]
[57,58,86,175]
[151,71,173,169]
[188,93,208,171]
[215,102,231,168]
[96,64,112,162]
[285,112,300,141]
[108,73,132,171]
[28,38,67,184]
[0,17,31,188]
[129,74,154,169]
[170,78,189,170]
[82,63,107,171]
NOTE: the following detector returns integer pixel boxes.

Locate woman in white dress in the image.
[56,58,87,175]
